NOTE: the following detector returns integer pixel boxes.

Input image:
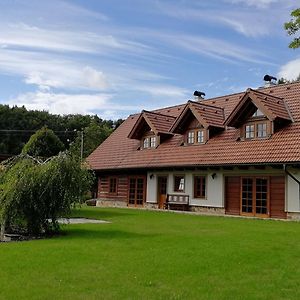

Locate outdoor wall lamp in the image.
[211,173,217,179]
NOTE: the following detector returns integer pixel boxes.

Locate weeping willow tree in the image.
[0,153,93,239]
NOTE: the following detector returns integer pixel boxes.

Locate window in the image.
[150,136,156,148]
[252,109,264,117]
[245,122,267,139]
[143,136,156,149]
[187,131,195,144]
[143,137,150,148]
[194,176,206,198]
[174,175,185,192]
[109,177,117,194]
[257,123,267,138]
[187,129,205,144]
[197,130,204,143]
[245,124,255,139]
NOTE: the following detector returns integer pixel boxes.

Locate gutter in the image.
[284,164,300,206]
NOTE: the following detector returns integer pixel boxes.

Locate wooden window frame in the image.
[197,129,205,144]
[127,176,146,207]
[193,175,206,199]
[240,176,270,218]
[141,133,158,149]
[150,136,156,148]
[174,175,185,192]
[109,177,118,194]
[244,120,269,140]
[187,131,195,144]
[186,129,206,145]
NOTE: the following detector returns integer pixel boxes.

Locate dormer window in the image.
[187,129,205,144]
[188,131,195,144]
[143,135,156,149]
[257,123,267,138]
[245,125,255,139]
[197,130,204,143]
[150,136,156,148]
[245,122,267,139]
[143,137,150,148]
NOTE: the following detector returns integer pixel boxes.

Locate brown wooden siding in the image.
[270,176,286,219]
[98,175,129,202]
[225,176,240,215]
[225,175,286,219]
[97,174,147,205]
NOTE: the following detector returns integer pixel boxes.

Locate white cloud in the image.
[277,58,300,81]
[0,22,150,55]
[153,33,271,64]
[154,1,294,37]
[8,91,139,118]
[226,0,278,8]
[0,49,109,91]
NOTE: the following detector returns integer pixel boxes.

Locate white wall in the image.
[286,169,300,212]
[146,167,300,212]
[146,170,224,207]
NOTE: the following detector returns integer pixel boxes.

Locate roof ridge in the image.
[143,110,176,119]
[250,88,284,100]
[188,100,224,111]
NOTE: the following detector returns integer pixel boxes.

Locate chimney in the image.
[193,90,205,101]
[263,74,277,87]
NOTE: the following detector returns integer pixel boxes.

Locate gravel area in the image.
[57,218,110,224]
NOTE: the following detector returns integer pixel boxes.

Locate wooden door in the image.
[128,177,146,207]
[157,176,168,209]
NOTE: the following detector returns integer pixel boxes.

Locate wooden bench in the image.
[165,194,190,211]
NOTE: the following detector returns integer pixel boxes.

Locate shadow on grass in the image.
[61,228,156,240]
[71,207,135,220]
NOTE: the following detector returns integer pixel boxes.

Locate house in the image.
[87,80,300,219]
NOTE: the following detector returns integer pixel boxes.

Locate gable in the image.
[170,101,225,134]
[225,89,292,128]
[128,110,175,140]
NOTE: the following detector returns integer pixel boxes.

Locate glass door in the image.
[255,178,268,217]
[241,177,269,217]
[128,177,145,206]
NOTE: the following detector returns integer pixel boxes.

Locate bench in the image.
[165,194,190,211]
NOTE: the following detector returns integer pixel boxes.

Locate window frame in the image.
[197,129,205,144]
[109,177,118,194]
[193,175,206,199]
[174,175,185,192]
[244,121,268,140]
[187,128,205,145]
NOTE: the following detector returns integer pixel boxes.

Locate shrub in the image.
[0,153,94,238]
[22,126,65,157]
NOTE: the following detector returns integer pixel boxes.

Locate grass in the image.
[1,207,300,299]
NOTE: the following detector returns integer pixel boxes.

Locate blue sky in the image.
[0,0,299,119]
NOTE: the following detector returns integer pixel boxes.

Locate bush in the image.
[0,153,94,238]
[22,126,65,157]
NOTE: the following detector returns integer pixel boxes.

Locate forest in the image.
[0,104,123,159]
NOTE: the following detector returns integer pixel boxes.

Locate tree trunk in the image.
[0,220,5,241]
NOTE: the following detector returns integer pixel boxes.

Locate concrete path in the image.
[57,218,110,224]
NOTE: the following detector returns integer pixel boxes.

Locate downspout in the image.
[284,164,300,208]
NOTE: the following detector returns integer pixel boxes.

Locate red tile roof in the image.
[225,88,292,127]
[128,110,176,139]
[87,82,300,170]
[170,101,224,133]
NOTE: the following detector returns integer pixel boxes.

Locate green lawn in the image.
[1,207,300,299]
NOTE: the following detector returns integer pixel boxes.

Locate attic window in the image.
[142,136,156,149]
[187,129,205,144]
[252,109,264,117]
[245,122,267,139]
